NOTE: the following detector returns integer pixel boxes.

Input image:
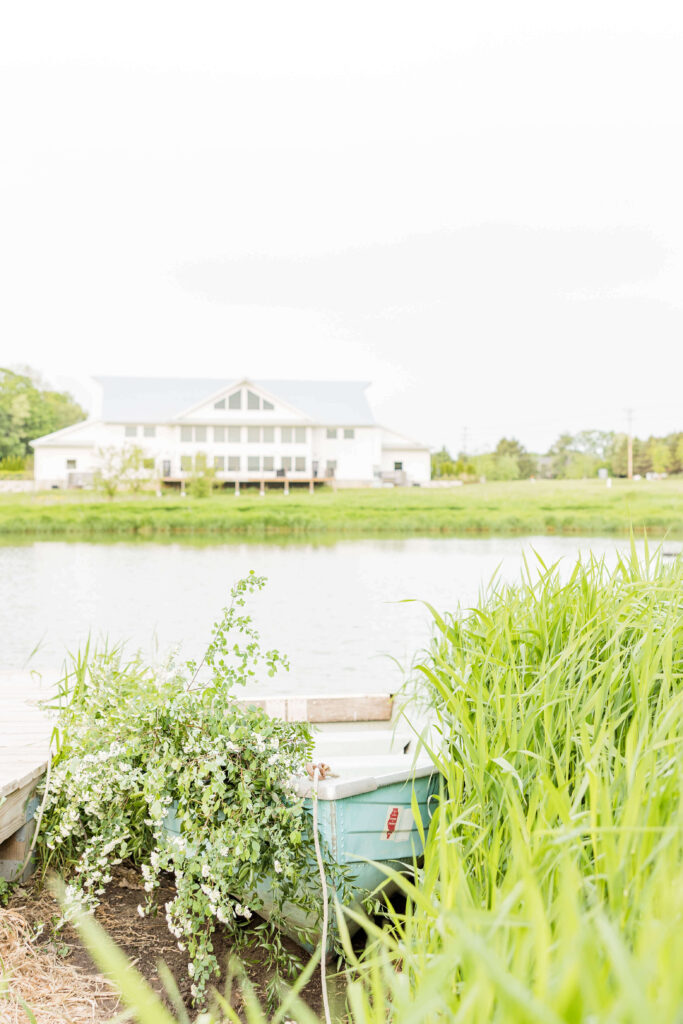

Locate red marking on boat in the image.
[385,806,400,839]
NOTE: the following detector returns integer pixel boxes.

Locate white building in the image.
[31,377,431,489]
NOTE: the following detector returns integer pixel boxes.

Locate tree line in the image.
[0,367,85,465]
[432,430,683,481]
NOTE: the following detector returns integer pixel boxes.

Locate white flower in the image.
[188,962,195,977]
[201,864,210,878]
[137,904,145,918]
[274,859,282,874]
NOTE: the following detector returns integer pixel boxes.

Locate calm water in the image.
[0,536,654,694]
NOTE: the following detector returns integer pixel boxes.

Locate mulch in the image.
[6,862,330,1022]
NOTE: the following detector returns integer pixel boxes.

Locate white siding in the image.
[31,386,431,487]
[381,448,431,483]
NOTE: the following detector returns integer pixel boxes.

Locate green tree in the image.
[572,429,615,461]
[0,367,85,458]
[548,433,575,478]
[94,445,152,498]
[431,446,460,479]
[675,435,683,474]
[650,439,672,474]
[494,437,537,479]
[187,452,216,497]
[474,452,520,481]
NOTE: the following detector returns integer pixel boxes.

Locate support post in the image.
[235,480,240,497]
[309,478,314,494]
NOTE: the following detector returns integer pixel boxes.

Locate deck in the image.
[0,674,54,880]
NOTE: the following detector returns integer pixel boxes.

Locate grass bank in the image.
[1,478,682,538]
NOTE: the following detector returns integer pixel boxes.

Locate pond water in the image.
[0,535,655,695]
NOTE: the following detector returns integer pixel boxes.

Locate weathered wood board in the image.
[0,682,53,881]
[238,693,393,723]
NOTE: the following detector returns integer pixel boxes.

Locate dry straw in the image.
[0,908,117,1024]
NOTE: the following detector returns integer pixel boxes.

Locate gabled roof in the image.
[94,377,376,425]
[380,426,431,451]
[30,419,98,448]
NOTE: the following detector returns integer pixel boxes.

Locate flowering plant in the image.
[38,573,333,1002]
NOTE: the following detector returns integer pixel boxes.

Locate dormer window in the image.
[263,399,274,410]
[228,391,241,410]
[247,390,260,410]
[214,398,226,410]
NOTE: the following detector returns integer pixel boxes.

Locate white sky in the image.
[1,1,682,453]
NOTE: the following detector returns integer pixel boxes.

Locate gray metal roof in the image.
[94,377,376,425]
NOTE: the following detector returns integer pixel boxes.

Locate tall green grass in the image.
[342,544,683,1020]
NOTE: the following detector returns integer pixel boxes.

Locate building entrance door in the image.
[162,460,171,477]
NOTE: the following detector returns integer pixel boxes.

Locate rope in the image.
[312,764,332,1024]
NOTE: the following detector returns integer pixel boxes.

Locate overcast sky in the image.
[1,1,682,453]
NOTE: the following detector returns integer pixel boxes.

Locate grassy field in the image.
[0,478,682,539]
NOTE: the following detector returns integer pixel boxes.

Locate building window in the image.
[281,427,293,443]
[247,390,260,410]
[214,455,225,471]
[263,455,274,471]
[194,426,207,442]
[263,399,274,410]
[228,390,241,410]
[214,398,226,409]
[143,425,156,438]
[326,428,337,439]
[394,461,403,471]
[281,456,292,471]
[295,456,306,472]
[228,455,240,472]
[228,426,241,443]
[214,426,226,442]
[262,426,274,443]
[180,455,192,472]
[344,428,355,439]
[247,455,260,472]
[124,424,137,437]
[247,426,260,443]
[143,457,155,470]
[66,458,77,470]
[180,426,192,442]
[295,427,306,443]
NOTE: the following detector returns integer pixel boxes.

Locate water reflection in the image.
[0,535,657,692]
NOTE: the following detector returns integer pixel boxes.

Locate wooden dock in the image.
[0,676,53,881]
[0,683,400,881]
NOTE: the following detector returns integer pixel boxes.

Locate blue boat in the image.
[278,754,437,950]
[164,746,436,952]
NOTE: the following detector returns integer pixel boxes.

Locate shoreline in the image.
[1,479,682,540]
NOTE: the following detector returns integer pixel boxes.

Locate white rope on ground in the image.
[312,764,332,1024]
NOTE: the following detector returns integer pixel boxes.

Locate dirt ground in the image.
[6,862,329,1022]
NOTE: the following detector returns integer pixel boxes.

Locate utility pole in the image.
[626,408,633,480]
